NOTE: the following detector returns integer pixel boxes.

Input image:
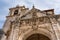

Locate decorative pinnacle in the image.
[16,5,20,8]
[32,4,35,8]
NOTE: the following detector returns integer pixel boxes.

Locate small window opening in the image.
[14,10,18,15]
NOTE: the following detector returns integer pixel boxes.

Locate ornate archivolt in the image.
[18,17,57,40]
[5,16,57,40]
[18,27,57,40]
[18,22,56,40]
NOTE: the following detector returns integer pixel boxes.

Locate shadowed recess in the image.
[26,34,50,40]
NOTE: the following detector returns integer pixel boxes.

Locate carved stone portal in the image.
[1,5,60,40]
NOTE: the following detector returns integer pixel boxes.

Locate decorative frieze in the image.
[2,5,60,40]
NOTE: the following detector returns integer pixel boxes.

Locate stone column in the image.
[1,34,6,40]
[50,18,60,40]
[12,17,20,40]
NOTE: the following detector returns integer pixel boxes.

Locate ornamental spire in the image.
[32,4,35,9]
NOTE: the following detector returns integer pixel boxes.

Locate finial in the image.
[32,4,35,8]
[22,5,25,8]
[16,5,20,8]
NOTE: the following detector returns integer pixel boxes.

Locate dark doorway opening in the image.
[26,34,50,40]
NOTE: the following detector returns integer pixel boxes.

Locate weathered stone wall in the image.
[1,6,60,40]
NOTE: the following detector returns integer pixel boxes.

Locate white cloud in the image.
[3,0,60,13]
[1,0,60,28]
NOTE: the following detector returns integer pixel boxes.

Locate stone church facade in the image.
[1,5,60,40]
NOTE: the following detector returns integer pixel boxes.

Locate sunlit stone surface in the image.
[1,5,60,40]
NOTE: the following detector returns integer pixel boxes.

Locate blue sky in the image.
[0,0,60,29]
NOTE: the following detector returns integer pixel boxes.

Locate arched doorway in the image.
[26,34,50,40]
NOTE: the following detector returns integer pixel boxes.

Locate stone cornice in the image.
[20,15,60,26]
[21,14,60,20]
